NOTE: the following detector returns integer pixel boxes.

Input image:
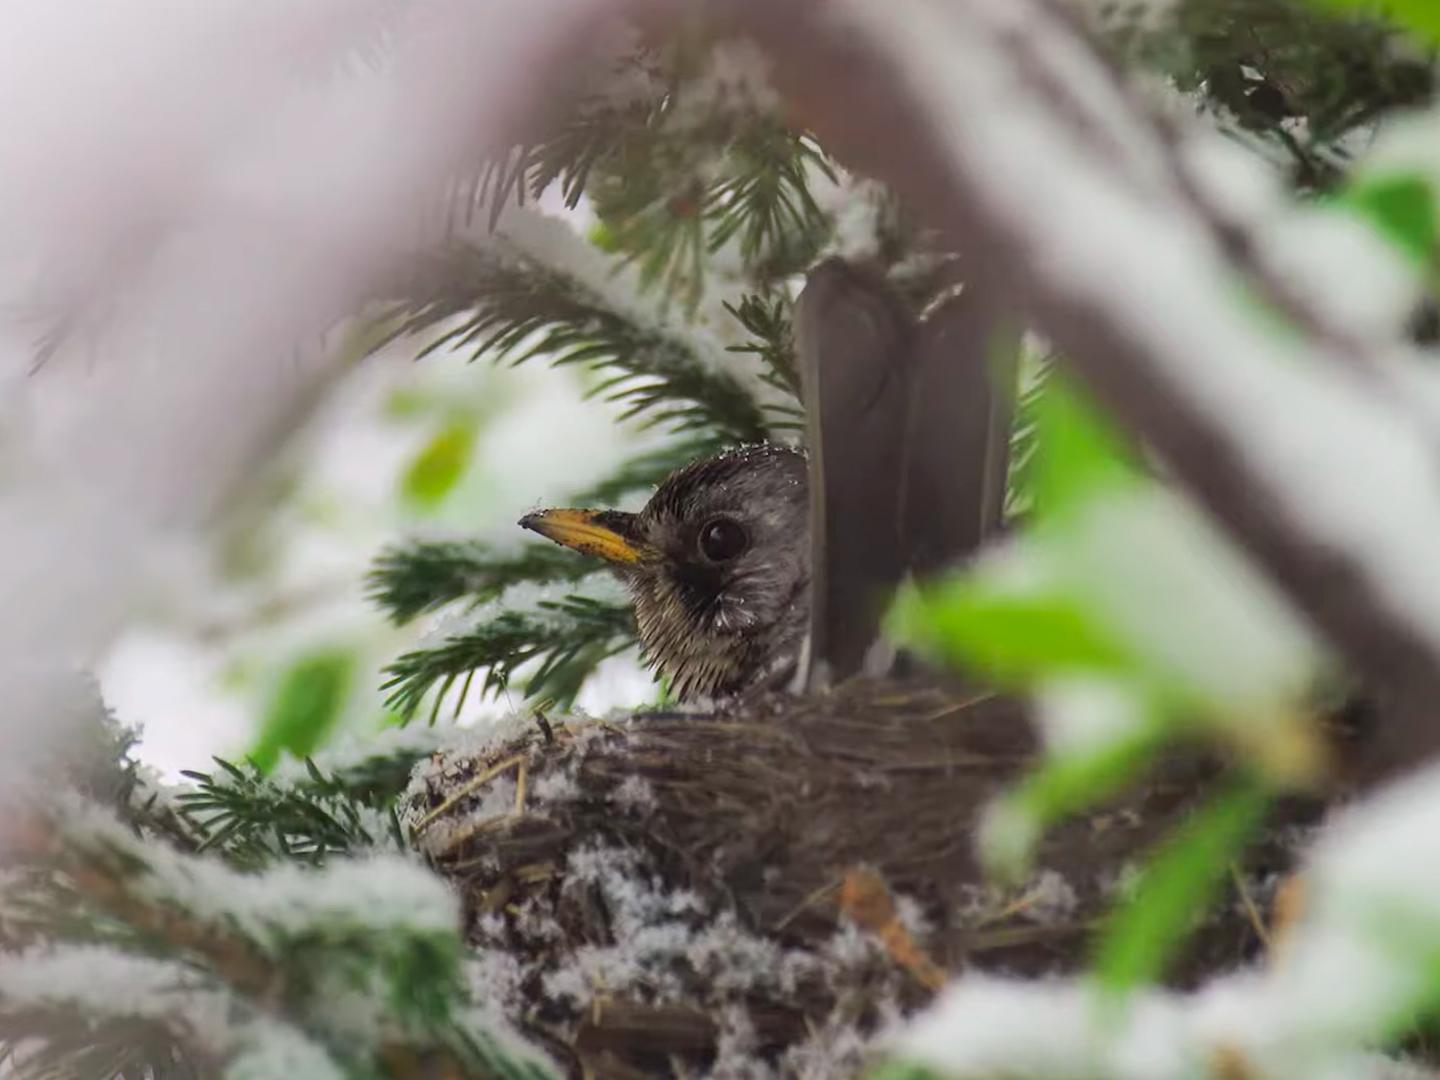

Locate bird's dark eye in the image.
[698,517,748,562]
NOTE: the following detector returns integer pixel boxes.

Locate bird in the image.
[520,443,811,701]
[520,258,1014,702]
[423,260,1328,1077]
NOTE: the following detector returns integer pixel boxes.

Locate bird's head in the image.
[520,444,810,700]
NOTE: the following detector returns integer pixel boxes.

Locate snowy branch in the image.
[0,0,624,790]
[2,799,554,1077]
[720,0,1440,779]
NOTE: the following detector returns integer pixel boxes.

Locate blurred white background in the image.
[100,330,657,777]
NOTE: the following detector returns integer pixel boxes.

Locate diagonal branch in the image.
[715,0,1440,779]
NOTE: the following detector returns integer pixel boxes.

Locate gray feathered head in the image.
[521,444,809,700]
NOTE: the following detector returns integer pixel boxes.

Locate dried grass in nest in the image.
[405,677,1326,1078]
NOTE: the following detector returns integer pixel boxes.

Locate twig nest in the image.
[404,678,1312,1078]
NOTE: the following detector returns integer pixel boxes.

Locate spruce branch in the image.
[388,244,770,442]
[381,596,637,720]
[0,991,211,1079]
[583,115,835,305]
[704,126,836,278]
[472,50,667,224]
[724,293,799,396]
[174,759,391,870]
[723,292,804,431]
[1,806,555,1079]
[473,40,836,303]
[1158,0,1434,187]
[368,538,597,626]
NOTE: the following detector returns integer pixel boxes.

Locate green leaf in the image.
[1030,377,1139,525]
[1335,172,1438,267]
[587,219,621,253]
[400,422,476,508]
[982,721,1167,882]
[1307,0,1440,45]
[383,386,429,419]
[1093,776,1271,993]
[888,577,1135,686]
[251,649,356,773]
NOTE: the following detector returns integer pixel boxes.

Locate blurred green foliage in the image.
[251,648,356,773]
[400,421,478,508]
[891,375,1314,982]
[1335,172,1438,267]
[1309,0,1440,45]
[1094,776,1272,992]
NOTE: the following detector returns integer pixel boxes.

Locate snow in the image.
[533,768,581,803]
[898,977,1128,1077]
[977,795,1044,886]
[404,711,543,796]
[223,1023,346,1080]
[889,761,1440,1079]
[1057,486,1321,716]
[1034,678,1149,755]
[263,722,452,785]
[1016,869,1080,925]
[0,0,615,789]
[891,967,1440,1080]
[487,206,742,384]
[710,1007,770,1080]
[467,948,526,1011]
[1356,111,1440,194]
[535,840,897,1021]
[610,774,658,814]
[676,39,782,118]
[1262,205,1421,339]
[813,171,888,262]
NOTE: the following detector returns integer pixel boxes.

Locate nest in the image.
[405,678,1324,1078]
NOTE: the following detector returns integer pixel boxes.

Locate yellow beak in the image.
[519,508,651,565]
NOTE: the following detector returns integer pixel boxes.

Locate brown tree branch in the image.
[705,0,1440,780]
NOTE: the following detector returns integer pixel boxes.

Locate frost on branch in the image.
[0,791,554,1078]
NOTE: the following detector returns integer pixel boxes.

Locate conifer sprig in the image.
[724,292,804,431]
[174,757,411,870]
[472,42,836,304]
[0,804,556,1080]
[388,244,770,442]
[469,50,666,225]
[367,539,596,626]
[705,127,835,277]
[381,596,637,720]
